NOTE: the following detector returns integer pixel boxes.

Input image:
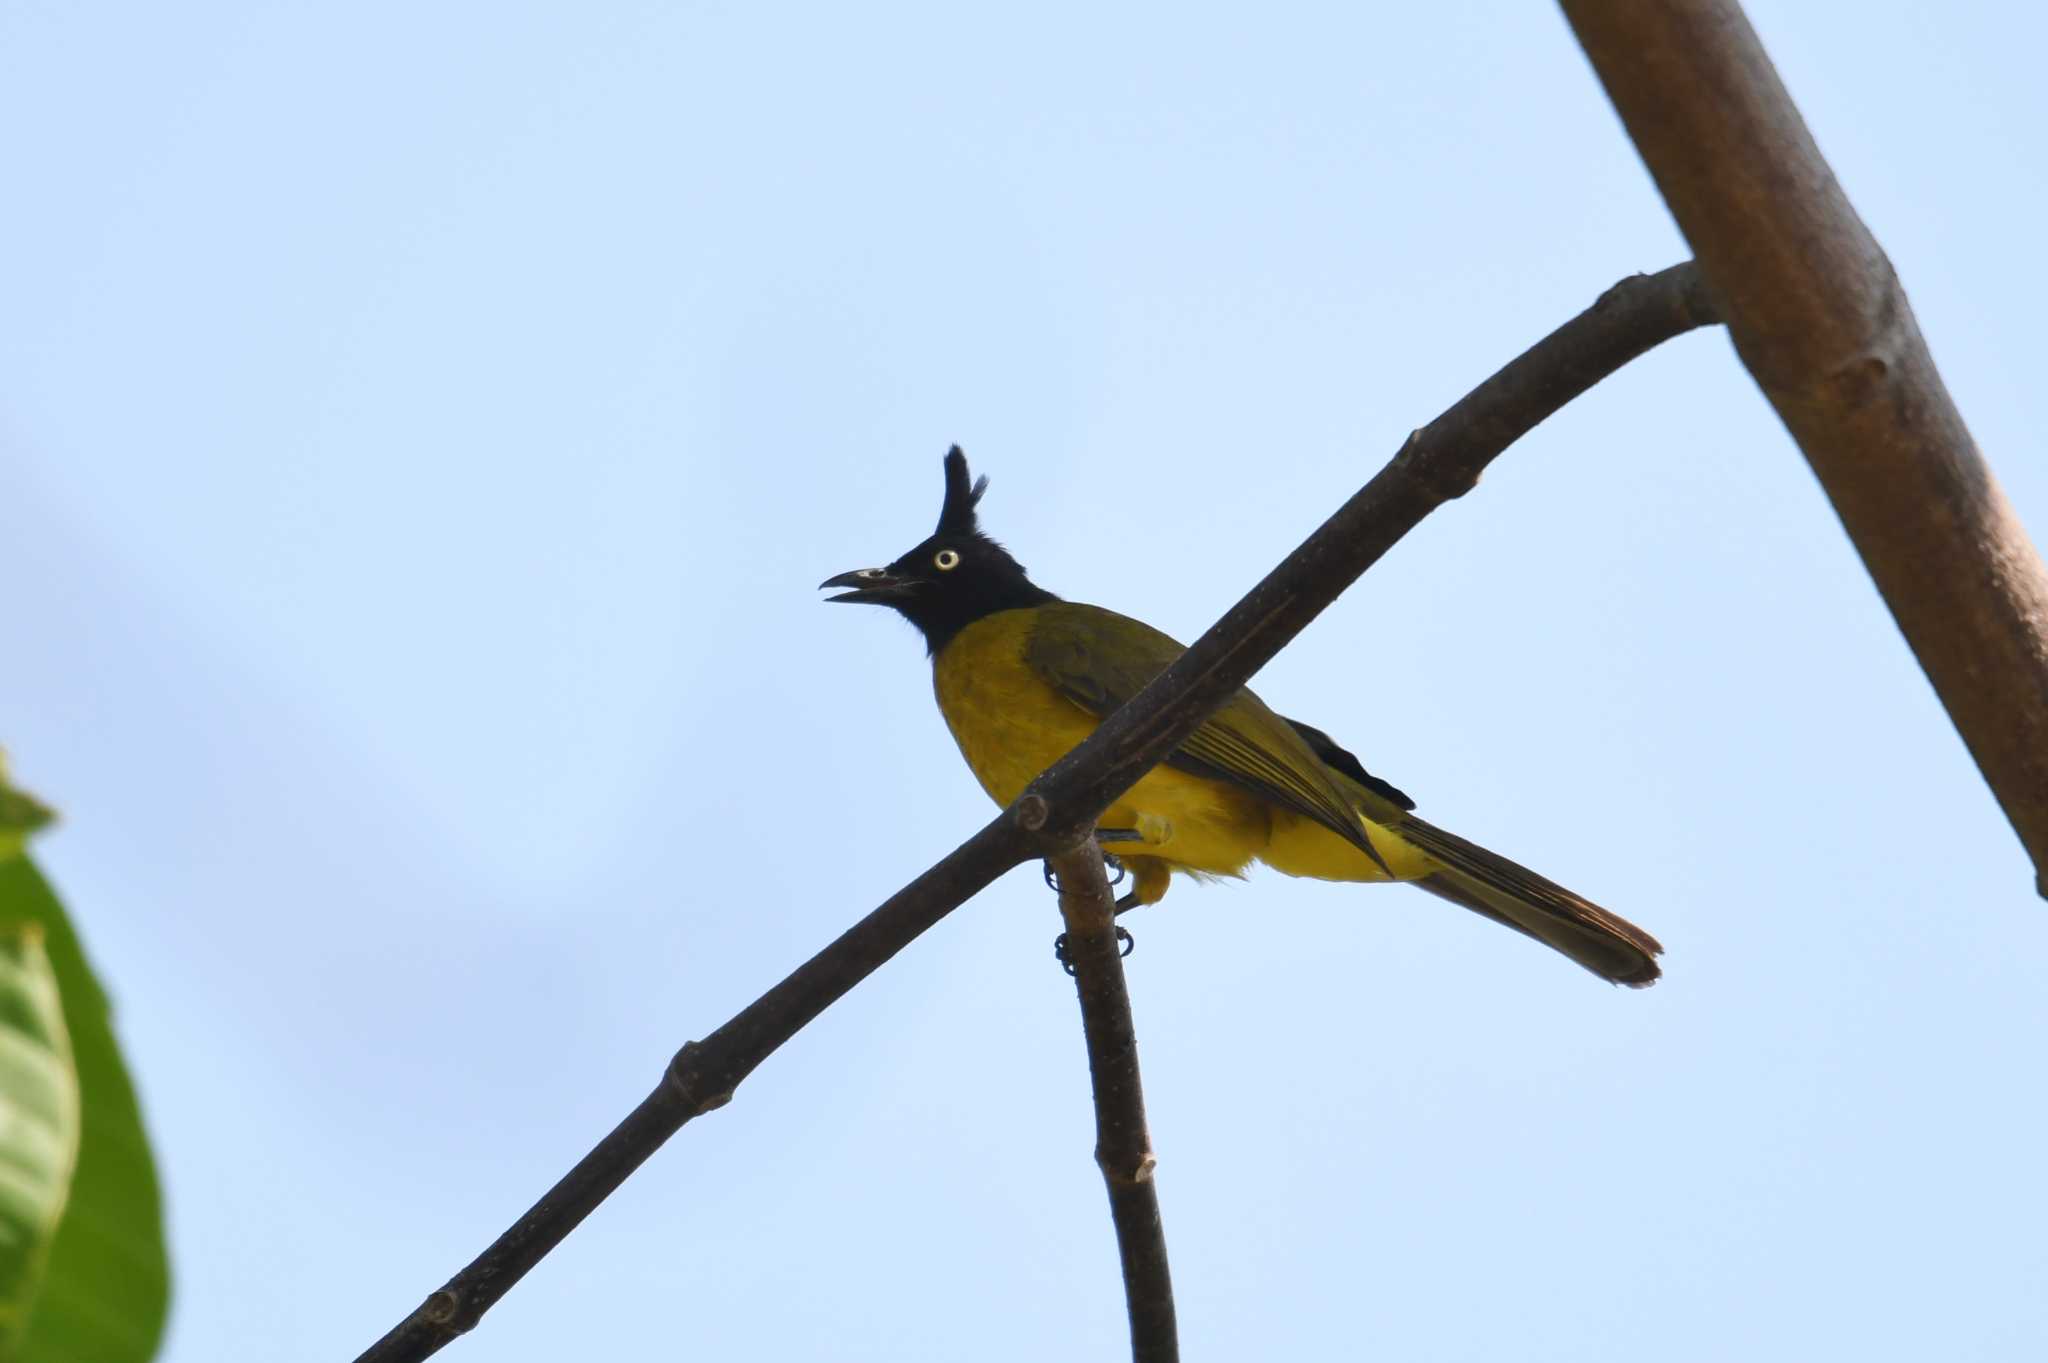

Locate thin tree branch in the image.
[1022,262,1720,842]
[353,261,1719,1363]
[1562,0,2048,893]
[1050,844,1176,1363]
[354,817,1035,1363]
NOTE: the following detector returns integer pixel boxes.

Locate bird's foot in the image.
[1041,843,1128,895]
[1053,926,1137,976]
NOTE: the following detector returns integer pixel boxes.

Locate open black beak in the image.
[819,568,916,605]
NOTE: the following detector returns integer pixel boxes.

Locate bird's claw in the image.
[1052,926,1137,976]
[1043,848,1127,895]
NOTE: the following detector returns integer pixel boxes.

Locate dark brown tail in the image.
[1397,814,1662,987]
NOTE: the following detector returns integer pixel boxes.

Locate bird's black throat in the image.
[895,575,1059,656]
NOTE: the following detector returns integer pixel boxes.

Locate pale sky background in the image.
[5,4,2046,1360]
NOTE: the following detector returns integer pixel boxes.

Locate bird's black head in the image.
[821,446,1057,654]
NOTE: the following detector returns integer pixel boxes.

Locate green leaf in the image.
[0,859,168,1363]
[0,756,54,864]
[0,924,78,1356]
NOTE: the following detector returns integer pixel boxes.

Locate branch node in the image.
[1013,792,1050,831]
[1103,1150,1158,1185]
[664,1041,733,1113]
[1593,271,1650,309]
[1825,352,1891,411]
[1394,427,1481,501]
[421,1290,466,1330]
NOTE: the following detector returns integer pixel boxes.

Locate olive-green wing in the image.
[1024,602,1396,859]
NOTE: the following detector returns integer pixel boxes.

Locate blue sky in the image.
[5,3,2047,1359]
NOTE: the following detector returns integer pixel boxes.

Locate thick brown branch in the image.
[1562,0,2048,892]
[353,262,1718,1363]
[1050,844,1176,1363]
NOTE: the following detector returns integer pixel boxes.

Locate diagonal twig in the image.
[1562,0,2048,892]
[1020,262,1720,844]
[1050,844,1176,1363]
[353,817,1035,1362]
[353,261,1720,1363]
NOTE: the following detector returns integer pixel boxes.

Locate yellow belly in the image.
[930,608,1442,909]
[932,611,1270,882]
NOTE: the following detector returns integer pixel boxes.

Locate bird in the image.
[821,447,1662,986]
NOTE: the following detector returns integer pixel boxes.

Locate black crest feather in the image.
[936,445,990,535]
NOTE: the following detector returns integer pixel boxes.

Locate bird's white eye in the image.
[933,549,961,571]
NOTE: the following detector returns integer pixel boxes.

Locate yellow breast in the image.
[929,610,1268,879]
